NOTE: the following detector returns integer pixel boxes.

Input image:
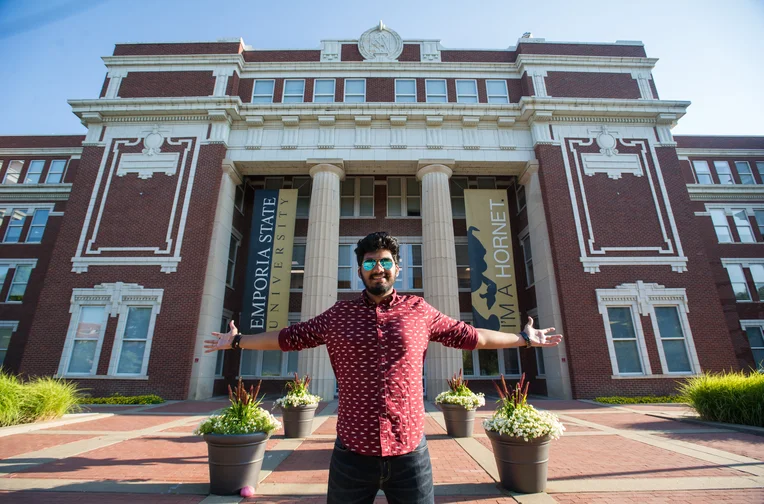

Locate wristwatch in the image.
[519,330,533,348]
[231,334,242,350]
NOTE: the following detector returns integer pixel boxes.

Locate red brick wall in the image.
[99,76,109,98]
[517,43,646,58]
[118,71,215,98]
[226,72,239,97]
[675,136,764,150]
[238,78,254,102]
[0,136,84,149]
[243,50,320,62]
[341,44,363,62]
[366,78,395,102]
[304,78,314,103]
[335,78,345,102]
[649,78,659,99]
[441,50,516,63]
[19,143,227,400]
[399,44,421,62]
[507,79,523,103]
[113,42,242,56]
[545,72,641,99]
[536,143,737,398]
[521,72,534,97]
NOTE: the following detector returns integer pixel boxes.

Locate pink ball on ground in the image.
[240,485,255,497]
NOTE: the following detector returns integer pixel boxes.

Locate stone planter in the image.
[203,431,270,495]
[485,429,551,494]
[280,403,318,438]
[439,403,476,438]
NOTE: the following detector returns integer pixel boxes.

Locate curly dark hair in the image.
[354,232,401,267]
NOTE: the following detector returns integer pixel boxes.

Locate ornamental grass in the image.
[679,370,764,427]
[434,369,485,411]
[274,373,322,409]
[0,372,82,427]
[196,378,281,436]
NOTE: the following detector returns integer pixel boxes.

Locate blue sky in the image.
[0,0,762,136]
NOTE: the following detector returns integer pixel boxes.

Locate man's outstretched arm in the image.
[475,316,563,349]
[204,321,281,352]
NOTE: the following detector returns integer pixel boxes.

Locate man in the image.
[205,231,562,504]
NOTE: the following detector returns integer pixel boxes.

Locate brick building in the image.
[1,24,761,401]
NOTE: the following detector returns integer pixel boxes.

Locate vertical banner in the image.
[464,189,520,333]
[241,189,298,334]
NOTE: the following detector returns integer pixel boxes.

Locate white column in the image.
[298,161,345,401]
[188,159,241,399]
[519,160,572,399]
[417,162,462,400]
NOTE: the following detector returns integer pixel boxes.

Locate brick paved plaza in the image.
[0,399,762,503]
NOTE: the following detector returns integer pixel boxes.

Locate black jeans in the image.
[327,436,434,504]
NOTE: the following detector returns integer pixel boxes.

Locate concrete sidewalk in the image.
[0,398,762,503]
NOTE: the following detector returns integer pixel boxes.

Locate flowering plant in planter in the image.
[196,378,281,436]
[483,373,564,441]
[274,373,322,409]
[434,369,485,411]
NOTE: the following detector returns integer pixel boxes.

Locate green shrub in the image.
[0,372,24,426]
[79,394,164,405]
[679,370,764,427]
[21,377,82,422]
[594,396,685,405]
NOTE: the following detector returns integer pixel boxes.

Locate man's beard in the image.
[364,272,393,296]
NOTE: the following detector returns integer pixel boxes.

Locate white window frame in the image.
[692,160,713,184]
[3,208,28,243]
[460,312,520,378]
[240,312,300,378]
[598,302,651,376]
[313,79,335,103]
[395,79,417,102]
[755,209,764,238]
[343,79,366,103]
[386,176,421,217]
[252,79,275,103]
[0,321,19,366]
[703,204,764,244]
[0,259,36,304]
[724,263,752,302]
[290,239,306,292]
[649,304,700,375]
[731,208,755,243]
[26,208,50,244]
[740,320,764,371]
[735,162,756,185]
[340,176,375,218]
[454,238,470,292]
[449,177,469,218]
[282,79,306,103]
[516,183,527,212]
[714,161,734,184]
[455,79,479,103]
[58,283,163,378]
[486,79,509,103]
[337,242,360,291]
[750,264,764,300]
[108,304,160,376]
[425,79,447,103]
[757,162,764,181]
[234,184,245,214]
[23,160,44,184]
[215,309,233,377]
[3,160,22,184]
[7,264,33,303]
[519,230,535,288]
[710,209,732,243]
[226,228,242,288]
[395,243,424,292]
[292,176,312,218]
[46,160,67,184]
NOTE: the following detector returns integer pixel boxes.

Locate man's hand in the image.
[204,320,238,353]
[524,316,563,347]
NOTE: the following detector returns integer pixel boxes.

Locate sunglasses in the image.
[362,258,395,271]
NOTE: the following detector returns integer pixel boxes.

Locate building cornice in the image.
[519,97,689,124]
[0,184,73,201]
[516,54,657,69]
[677,148,764,157]
[686,184,764,201]
[0,147,82,156]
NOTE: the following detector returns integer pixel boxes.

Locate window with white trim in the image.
[755,210,764,237]
[387,177,420,217]
[3,209,27,243]
[24,160,44,184]
[252,79,275,103]
[714,161,734,184]
[653,306,692,373]
[605,306,645,374]
[241,313,299,377]
[340,177,374,217]
[516,184,526,212]
[732,209,755,243]
[58,283,163,378]
[7,265,32,302]
[395,79,416,102]
[486,80,509,103]
[291,243,305,290]
[692,161,713,184]
[3,160,22,184]
[735,162,755,185]
[293,176,311,217]
[282,79,305,103]
[725,264,751,301]
[521,234,534,287]
[338,244,356,290]
[234,185,244,214]
[710,209,732,243]
[461,313,519,377]
[425,79,447,103]
[395,244,423,291]
[741,321,764,371]
[46,160,66,184]
[757,162,764,181]
[26,209,49,243]
[215,311,232,377]
[0,322,17,366]
[344,79,365,103]
[313,79,335,103]
[456,79,478,103]
[449,177,468,217]
[750,264,764,299]
[226,232,241,288]
[455,243,470,289]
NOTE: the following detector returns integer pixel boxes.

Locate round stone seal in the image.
[358,21,403,62]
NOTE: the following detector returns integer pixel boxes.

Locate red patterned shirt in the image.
[278,289,479,456]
